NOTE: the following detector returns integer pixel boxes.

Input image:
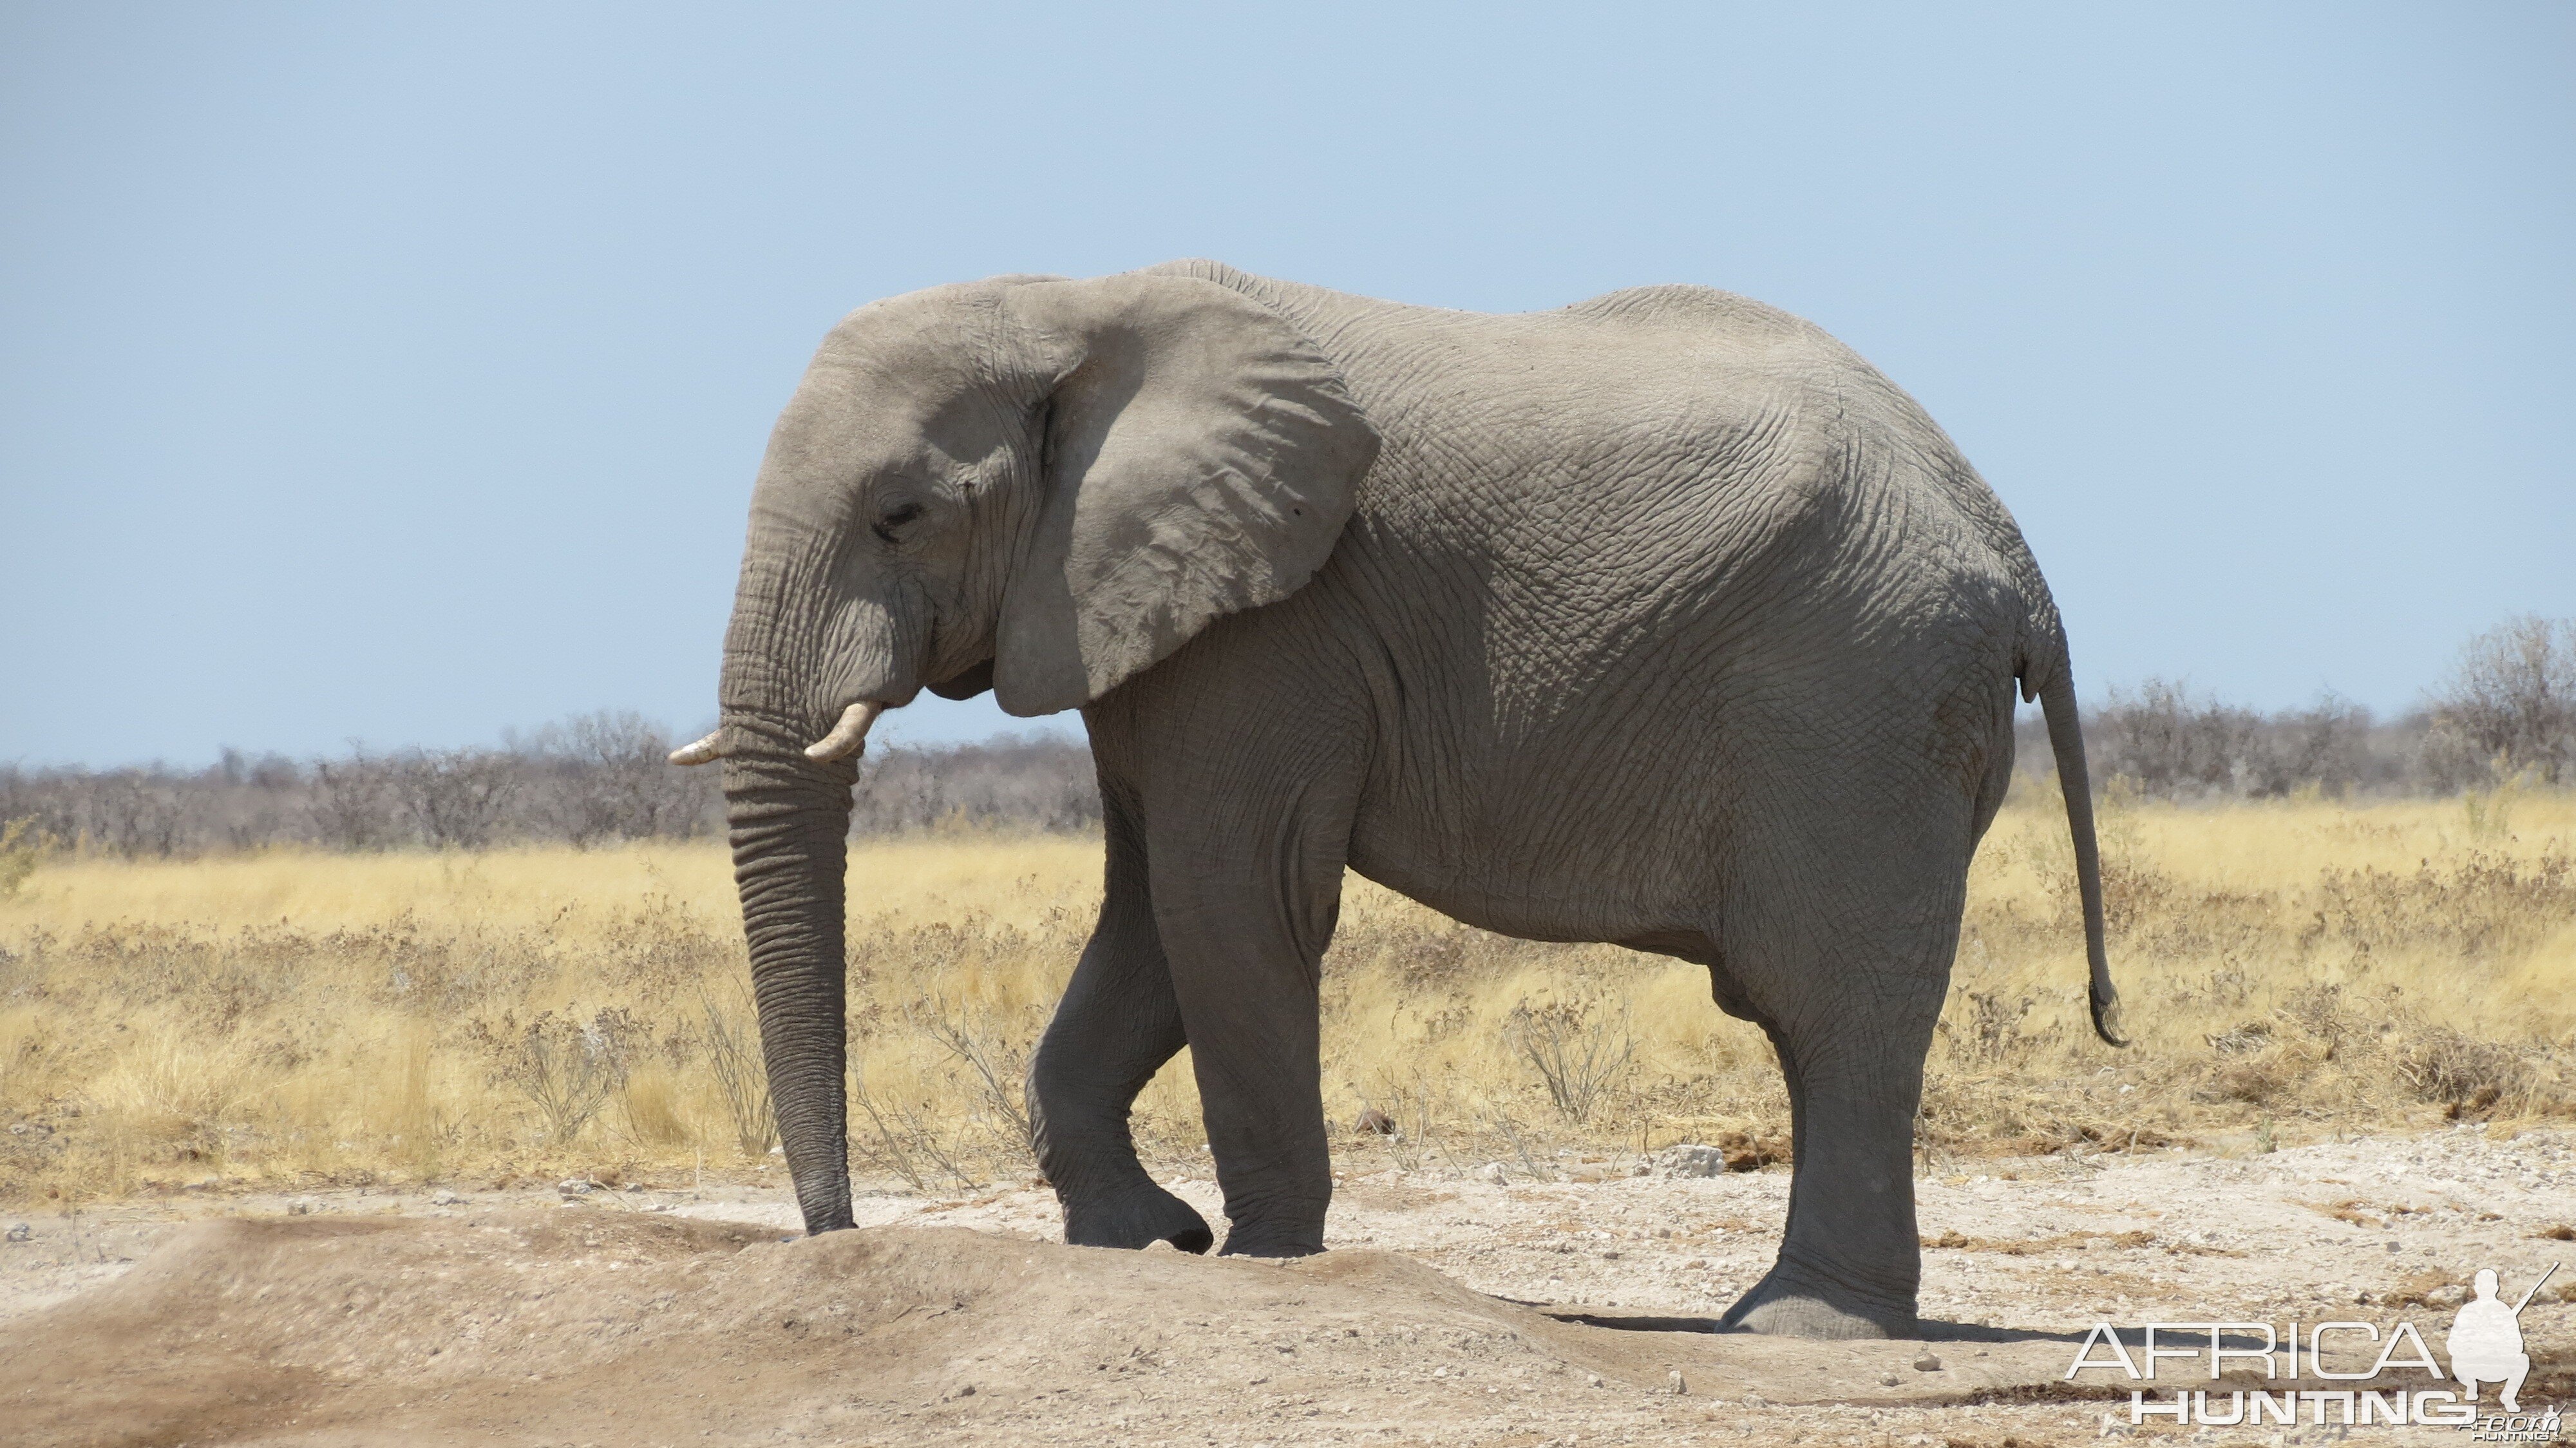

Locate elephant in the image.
[669,259,2121,1340]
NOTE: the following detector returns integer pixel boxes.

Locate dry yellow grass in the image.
[2,781,2571,1205]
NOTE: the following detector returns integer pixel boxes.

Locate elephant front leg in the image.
[1096,623,1368,1258]
[1027,802,1213,1253]
[1135,767,1352,1259]
[1175,987,1331,1259]
[1148,841,1337,1256]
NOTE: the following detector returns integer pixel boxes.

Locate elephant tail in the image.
[2032,652,2127,1047]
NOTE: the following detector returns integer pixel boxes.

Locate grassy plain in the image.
[2,784,2571,1204]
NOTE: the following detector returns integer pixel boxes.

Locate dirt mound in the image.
[6,1210,2084,1445]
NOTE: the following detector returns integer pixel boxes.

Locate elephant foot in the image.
[1062,1181,1213,1254]
[1720,1264,1916,1340]
[1215,1198,1328,1259]
[1217,1234,1323,1260]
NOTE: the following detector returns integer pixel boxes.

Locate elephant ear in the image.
[990,272,1378,716]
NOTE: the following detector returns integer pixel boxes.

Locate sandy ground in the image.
[6,1128,2571,1446]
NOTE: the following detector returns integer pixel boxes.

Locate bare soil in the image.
[6,1128,2571,1446]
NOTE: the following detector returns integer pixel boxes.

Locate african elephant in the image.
[670,260,2121,1340]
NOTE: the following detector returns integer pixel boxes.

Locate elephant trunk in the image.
[721,716,862,1234]
[700,520,911,1234]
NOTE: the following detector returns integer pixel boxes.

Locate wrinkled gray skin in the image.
[683,261,2121,1340]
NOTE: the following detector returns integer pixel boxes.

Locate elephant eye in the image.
[871,502,923,544]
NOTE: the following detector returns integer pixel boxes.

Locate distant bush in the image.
[2016,622,2572,802]
[0,819,46,899]
[2061,681,2409,800]
[850,736,1100,836]
[2086,680,2263,796]
[513,712,708,846]
[2425,614,2576,788]
[0,711,1096,858]
[2018,683,2425,801]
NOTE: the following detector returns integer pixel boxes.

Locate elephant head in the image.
[672,271,1379,1232]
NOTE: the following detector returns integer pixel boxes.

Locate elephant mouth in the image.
[665,699,889,767]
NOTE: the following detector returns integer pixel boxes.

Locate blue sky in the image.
[3,5,2570,767]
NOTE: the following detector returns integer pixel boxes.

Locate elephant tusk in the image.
[668,730,726,767]
[804,701,884,761]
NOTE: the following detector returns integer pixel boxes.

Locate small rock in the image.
[1656,1144,1728,1179]
[1913,1351,1942,1372]
[950,1383,975,1399]
[289,1198,317,1216]
[1142,1239,1180,1253]
[1878,1371,1901,1387]
[1586,1373,1604,1388]
[1355,1108,1397,1136]
[1665,1369,1687,1396]
[5,1223,30,1243]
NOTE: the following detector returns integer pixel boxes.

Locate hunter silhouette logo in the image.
[2064,1259,2562,1434]
[2452,1263,2555,1415]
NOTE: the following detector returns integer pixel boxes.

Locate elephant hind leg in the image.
[1719,1018,1931,1338]
[1026,797,1211,1253]
[1712,798,1969,1339]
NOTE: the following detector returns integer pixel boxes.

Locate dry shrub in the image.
[693,978,775,1157]
[2206,1044,2318,1109]
[846,987,1049,1191]
[1350,1072,1464,1175]
[2392,1026,2530,1115]
[466,1009,635,1145]
[910,994,1038,1148]
[1936,988,2045,1067]
[849,1059,980,1192]
[1502,993,1635,1125]
[2310,851,2575,958]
